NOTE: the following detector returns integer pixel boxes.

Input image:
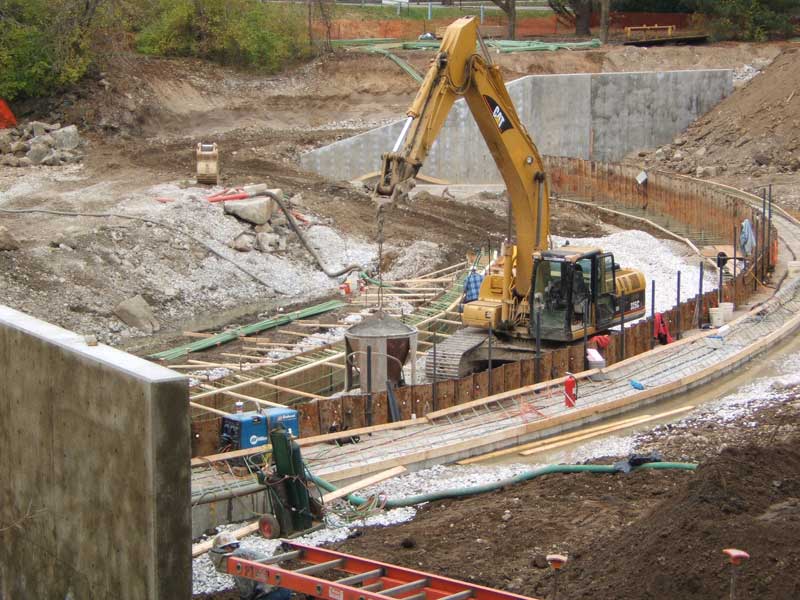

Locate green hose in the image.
[308,462,696,509]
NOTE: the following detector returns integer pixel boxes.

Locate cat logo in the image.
[484,95,513,133]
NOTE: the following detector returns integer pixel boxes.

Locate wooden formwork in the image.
[189,159,776,456]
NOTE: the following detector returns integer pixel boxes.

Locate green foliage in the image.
[0,0,94,101]
[696,0,800,40]
[136,0,310,72]
[611,0,698,12]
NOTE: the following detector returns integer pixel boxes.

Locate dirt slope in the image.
[636,48,800,210]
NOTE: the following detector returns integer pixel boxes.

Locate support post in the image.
[650,279,656,349]
[676,270,682,340]
[582,298,589,371]
[767,184,773,275]
[761,188,767,283]
[366,345,373,426]
[487,326,493,394]
[619,296,626,361]
[432,340,438,408]
[718,261,723,304]
[535,309,542,383]
[698,261,704,328]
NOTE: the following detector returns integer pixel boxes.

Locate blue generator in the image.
[220,407,300,450]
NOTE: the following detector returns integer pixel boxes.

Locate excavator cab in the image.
[532,248,645,342]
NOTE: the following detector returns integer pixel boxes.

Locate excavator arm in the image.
[376,17,549,328]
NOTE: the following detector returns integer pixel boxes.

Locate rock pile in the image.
[0,121,84,167]
[222,192,289,254]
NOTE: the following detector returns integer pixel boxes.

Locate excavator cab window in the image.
[596,253,617,327]
[534,259,570,332]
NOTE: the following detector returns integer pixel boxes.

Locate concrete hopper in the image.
[344,312,418,393]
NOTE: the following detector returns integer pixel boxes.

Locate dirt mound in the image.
[333,431,800,600]
[570,442,800,600]
[641,48,800,181]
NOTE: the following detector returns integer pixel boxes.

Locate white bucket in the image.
[719,302,734,322]
[709,307,725,327]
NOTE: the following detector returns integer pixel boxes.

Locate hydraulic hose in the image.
[263,191,364,278]
[308,462,697,509]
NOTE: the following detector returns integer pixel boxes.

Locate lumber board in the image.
[321,466,408,503]
[192,521,260,557]
[518,406,694,456]
[457,413,655,465]
[189,401,231,417]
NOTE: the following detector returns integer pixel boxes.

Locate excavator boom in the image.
[377,16,549,303]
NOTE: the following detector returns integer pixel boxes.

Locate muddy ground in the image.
[8,42,785,350]
[333,392,800,600]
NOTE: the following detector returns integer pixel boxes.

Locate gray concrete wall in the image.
[0,306,191,600]
[300,69,732,184]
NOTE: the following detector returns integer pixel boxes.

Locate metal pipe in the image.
[392,116,414,153]
[718,260,723,304]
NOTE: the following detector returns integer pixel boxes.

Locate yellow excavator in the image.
[375,16,646,378]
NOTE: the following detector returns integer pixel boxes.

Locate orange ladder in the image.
[226,540,540,600]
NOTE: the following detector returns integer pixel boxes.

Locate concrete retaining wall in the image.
[300,69,732,184]
[0,307,191,600]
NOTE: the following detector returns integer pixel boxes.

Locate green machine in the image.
[255,426,323,538]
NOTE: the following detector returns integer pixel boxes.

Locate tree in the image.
[599,0,611,42]
[548,0,594,36]
[489,0,517,40]
[696,0,800,40]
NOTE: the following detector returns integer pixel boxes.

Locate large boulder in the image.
[256,232,281,252]
[223,198,275,225]
[52,125,81,150]
[230,232,255,252]
[114,295,160,334]
[0,226,20,251]
[28,121,58,138]
[26,142,50,165]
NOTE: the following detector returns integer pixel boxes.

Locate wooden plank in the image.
[191,419,220,458]
[318,397,344,432]
[457,375,474,404]
[396,386,414,420]
[298,400,321,438]
[321,466,408,503]
[256,380,326,400]
[519,406,696,456]
[458,413,659,465]
[413,384,434,418]
[189,401,231,417]
[504,361,521,391]
[520,359,535,387]
[371,391,390,426]
[568,344,584,373]
[341,394,367,429]
[435,379,456,411]
[473,370,489,399]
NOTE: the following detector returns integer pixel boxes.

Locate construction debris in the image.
[0,122,84,167]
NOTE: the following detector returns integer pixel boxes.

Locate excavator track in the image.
[425,327,488,380]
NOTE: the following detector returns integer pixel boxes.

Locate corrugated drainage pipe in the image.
[308,462,697,509]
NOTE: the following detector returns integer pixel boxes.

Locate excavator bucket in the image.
[196,142,219,184]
